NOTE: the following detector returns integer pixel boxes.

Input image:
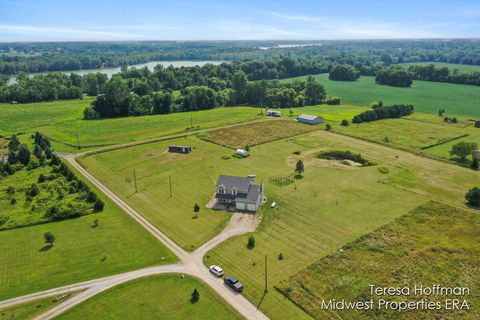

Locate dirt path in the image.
[0,154,268,320]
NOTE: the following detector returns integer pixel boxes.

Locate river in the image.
[7,60,224,84]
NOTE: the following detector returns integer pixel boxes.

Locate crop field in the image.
[398,62,480,73]
[56,275,243,320]
[278,202,480,320]
[284,74,480,117]
[0,161,175,300]
[201,119,320,149]
[80,122,480,319]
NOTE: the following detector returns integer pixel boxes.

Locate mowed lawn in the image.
[56,275,244,320]
[0,162,175,300]
[284,74,480,117]
[80,124,480,319]
[78,136,234,251]
[203,130,480,320]
[0,99,264,151]
[202,119,321,149]
[278,202,480,320]
[0,293,80,320]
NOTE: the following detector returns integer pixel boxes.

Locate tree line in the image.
[352,104,414,123]
[86,72,327,118]
[2,39,480,75]
[407,64,480,86]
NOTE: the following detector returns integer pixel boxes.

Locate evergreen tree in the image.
[191,288,200,303]
[17,144,31,165]
[8,135,20,152]
[295,159,305,176]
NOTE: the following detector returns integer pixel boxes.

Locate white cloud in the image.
[268,12,318,22]
[0,24,150,40]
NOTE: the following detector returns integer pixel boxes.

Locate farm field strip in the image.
[283,73,480,117]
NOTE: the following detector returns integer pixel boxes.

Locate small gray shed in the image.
[297,114,324,125]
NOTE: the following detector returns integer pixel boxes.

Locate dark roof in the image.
[236,185,261,203]
[216,175,252,193]
[169,145,192,148]
[246,185,261,202]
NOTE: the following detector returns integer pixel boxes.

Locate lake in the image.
[7,60,224,84]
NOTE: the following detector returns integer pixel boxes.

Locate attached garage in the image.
[247,203,257,211]
[236,202,246,210]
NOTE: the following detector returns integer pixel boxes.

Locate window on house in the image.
[218,188,225,194]
[232,189,237,195]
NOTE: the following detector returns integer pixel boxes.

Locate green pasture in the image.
[279,201,480,319]
[79,123,479,319]
[284,74,480,117]
[56,275,243,320]
[0,162,175,300]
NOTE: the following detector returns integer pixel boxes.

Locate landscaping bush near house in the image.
[317,150,374,166]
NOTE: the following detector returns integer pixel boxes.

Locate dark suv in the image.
[224,275,244,293]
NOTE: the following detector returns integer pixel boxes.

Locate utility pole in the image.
[76,130,80,149]
[169,176,172,198]
[264,254,268,293]
[133,169,138,193]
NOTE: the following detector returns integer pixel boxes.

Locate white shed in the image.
[235,149,249,157]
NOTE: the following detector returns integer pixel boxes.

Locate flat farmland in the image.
[331,112,480,162]
[201,119,320,149]
[0,161,175,300]
[56,275,244,320]
[79,121,480,319]
[398,62,480,73]
[202,130,479,319]
[0,99,264,151]
[78,136,234,251]
[278,202,480,320]
[283,74,480,117]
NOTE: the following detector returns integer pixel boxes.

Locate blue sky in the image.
[1,0,480,41]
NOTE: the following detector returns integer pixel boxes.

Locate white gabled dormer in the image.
[232,188,237,195]
[217,185,226,194]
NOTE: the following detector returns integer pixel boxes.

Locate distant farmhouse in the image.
[297,114,324,125]
[266,110,282,117]
[215,175,264,212]
[168,145,192,154]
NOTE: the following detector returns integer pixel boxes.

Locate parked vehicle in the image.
[224,275,244,292]
[209,265,224,277]
[271,201,276,208]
